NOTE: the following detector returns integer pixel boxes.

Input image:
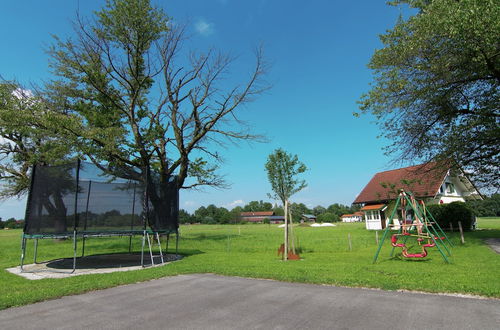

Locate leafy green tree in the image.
[229,206,243,223]
[41,0,267,199]
[358,0,499,189]
[312,205,326,216]
[467,194,500,217]
[0,82,73,198]
[317,212,337,223]
[178,209,194,224]
[290,202,311,222]
[326,203,350,221]
[242,200,273,212]
[265,148,307,206]
[265,148,307,260]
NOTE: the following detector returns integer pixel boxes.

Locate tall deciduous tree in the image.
[358,0,499,190]
[265,148,307,260]
[43,0,267,200]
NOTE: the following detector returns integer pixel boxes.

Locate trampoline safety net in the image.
[24,161,179,236]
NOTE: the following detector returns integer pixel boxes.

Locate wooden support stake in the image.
[375,231,379,245]
[449,223,453,232]
[458,221,465,244]
[284,200,289,261]
[238,225,241,235]
[348,233,352,251]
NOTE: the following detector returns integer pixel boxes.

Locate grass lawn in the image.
[1,218,499,309]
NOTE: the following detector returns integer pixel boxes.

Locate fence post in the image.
[458,221,465,244]
[375,231,379,245]
[348,233,352,251]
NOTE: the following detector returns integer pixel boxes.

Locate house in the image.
[301,214,317,222]
[240,211,280,223]
[353,162,482,230]
[341,212,364,223]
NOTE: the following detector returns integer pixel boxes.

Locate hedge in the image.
[426,202,475,231]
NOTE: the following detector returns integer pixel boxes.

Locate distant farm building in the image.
[354,162,482,230]
[340,212,364,223]
[240,211,284,223]
[301,214,317,222]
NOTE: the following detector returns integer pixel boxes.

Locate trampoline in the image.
[21,160,179,273]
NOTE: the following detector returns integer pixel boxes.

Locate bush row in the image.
[427,202,475,231]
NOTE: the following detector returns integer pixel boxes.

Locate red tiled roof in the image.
[240,211,274,217]
[354,162,449,204]
[360,204,386,211]
[354,211,364,216]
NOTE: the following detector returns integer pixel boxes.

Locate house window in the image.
[445,182,455,194]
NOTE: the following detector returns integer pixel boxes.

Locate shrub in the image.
[316,212,337,223]
[427,202,475,231]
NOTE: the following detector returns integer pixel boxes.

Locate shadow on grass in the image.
[182,234,236,241]
[42,249,204,270]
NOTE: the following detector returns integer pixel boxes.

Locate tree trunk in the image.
[284,200,288,261]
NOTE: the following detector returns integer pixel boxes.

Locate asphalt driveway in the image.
[1,274,499,329]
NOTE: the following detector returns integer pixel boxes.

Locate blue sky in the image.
[0,0,412,218]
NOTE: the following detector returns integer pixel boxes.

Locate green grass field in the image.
[1,217,499,310]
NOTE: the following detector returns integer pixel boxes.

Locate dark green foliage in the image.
[1,218,24,229]
[242,200,273,212]
[358,0,500,189]
[0,82,73,199]
[316,212,337,223]
[178,209,195,224]
[427,202,475,231]
[194,205,232,224]
[467,194,500,217]
[326,203,352,222]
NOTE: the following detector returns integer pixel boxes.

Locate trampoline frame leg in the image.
[146,232,154,266]
[20,236,27,273]
[175,232,179,258]
[81,236,86,257]
[165,234,170,254]
[71,231,77,274]
[33,238,39,264]
[141,230,146,267]
[155,232,164,264]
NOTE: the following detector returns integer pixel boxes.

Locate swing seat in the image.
[392,234,434,258]
[402,250,427,258]
[391,234,405,247]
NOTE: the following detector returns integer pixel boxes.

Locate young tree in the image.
[265,148,307,260]
[358,0,499,190]
[41,0,267,213]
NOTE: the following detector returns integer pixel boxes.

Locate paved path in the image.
[1,274,499,329]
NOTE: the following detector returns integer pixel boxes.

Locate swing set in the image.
[373,190,453,263]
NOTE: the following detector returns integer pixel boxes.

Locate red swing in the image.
[391,234,435,258]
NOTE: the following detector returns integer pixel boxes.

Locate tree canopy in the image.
[358,0,499,190]
[0,82,72,198]
[265,148,307,206]
[39,0,267,191]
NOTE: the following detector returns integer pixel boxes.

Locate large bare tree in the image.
[43,0,268,204]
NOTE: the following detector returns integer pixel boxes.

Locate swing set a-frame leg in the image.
[373,197,400,263]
